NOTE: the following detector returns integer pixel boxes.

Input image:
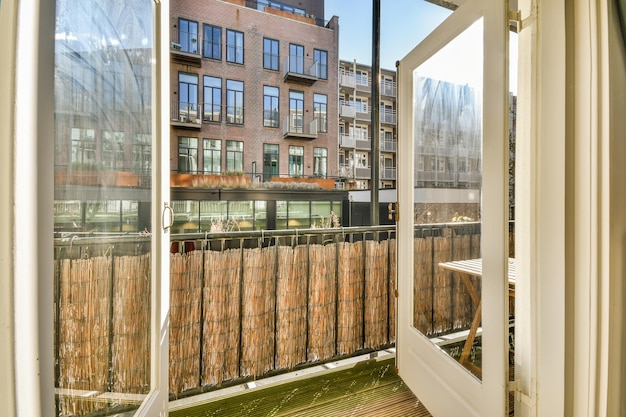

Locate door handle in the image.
[162,202,174,232]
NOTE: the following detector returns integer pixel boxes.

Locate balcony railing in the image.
[381,167,397,180]
[171,100,201,126]
[339,103,356,119]
[380,109,397,125]
[283,55,321,84]
[170,29,202,65]
[355,139,371,150]
[53,222,512,409]
[339,71,356,89]
[283,116,318,139]
[381,140,397,152]
[339,134,356,148]
[380,81,397,97]
[355,166,371,178]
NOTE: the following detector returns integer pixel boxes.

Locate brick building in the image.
[169,0,339,183]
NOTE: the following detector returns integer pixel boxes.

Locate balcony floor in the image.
[169,353,433,417]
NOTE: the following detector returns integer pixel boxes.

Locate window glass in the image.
[228,201,254,231]
[203,76,222,122]
[226,140,243,172]
[226,79,244,124]
[289,90,304,133]
[289,145,304,176]
[178,73,199,123]
[102,131,125,170]
[199,200,227,232]
[203,139,221,174]
[178,137,198,173]
[289,43,304,73]
[263,86,279,127]
[203,24,221,59]
[314,49,328,79]
[313,93,327,132]
[313,147,327,178]
[288,201,310,228]
[179,18,199,53]
[263,144,279,181]
[226,29,244,64]
[263,38,279,70]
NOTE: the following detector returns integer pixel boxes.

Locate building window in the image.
[314,147,327,178]
[263,38,279,70]
[132,133,151,173]
[178,137,198,173]
[203,24,221,60]
[263,86,279,128]
[263,144,279,182]
[313,93,327,133]
[103,61,125,111]
[355,98,368,113]
[289,43,304,73]
[289,90,304,133]
[289,145,304,176]
[356,70,368,86]
[226,29,244,64]
[203,76,221,122]
[70,128,96,166]
[203,139,221,174]
[226,140,243,172]
[226,79,244,124]
[102,131,125,170]
[178,73,199,122]
[313,49,328,79]
[179,18,199,53]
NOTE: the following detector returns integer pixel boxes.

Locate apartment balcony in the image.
[356,108,370,121]
[356,77,371,94]
[171,100,201,128]
[283,116,318,139]
[381,167,397,180]
[339,71,356,91]
[381,109,397,125]
[339,103,356,119]
[381,140,397,152]
[355,166,371,178]
[170,29,202,67]
[283,55,322,85]
[355,139,371,150]
[337,164,354,178]
[381,81,397,97]
[339,134,356,149]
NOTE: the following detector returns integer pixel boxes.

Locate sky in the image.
[324,0,452,70]
[324,0,518,93]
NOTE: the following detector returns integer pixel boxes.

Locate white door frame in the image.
[396,0,509,415]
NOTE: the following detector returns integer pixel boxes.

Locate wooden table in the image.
[437,258,516,374]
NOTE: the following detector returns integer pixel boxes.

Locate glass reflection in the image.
[412,19,484,378]
[54,0,153,414]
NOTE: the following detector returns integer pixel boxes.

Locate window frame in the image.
[226,79,244,124]
[203,24,222,60]
[178,136,198,174]
[313,49,328,79]
[288,145,304,176]
[225,140,244,172]
[313,93,328,133]
[203,138,221,174]
[226,29,244,64]
[263,37,279,71]
[313,147,327,178]
[263,85,279,128]
[203,75,222,122]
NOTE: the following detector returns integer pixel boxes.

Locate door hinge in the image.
[508,10,522,32]
[508,379,533,407]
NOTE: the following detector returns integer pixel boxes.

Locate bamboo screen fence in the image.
[54,224,511,412]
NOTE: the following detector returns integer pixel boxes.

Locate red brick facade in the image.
[170,0,339,180]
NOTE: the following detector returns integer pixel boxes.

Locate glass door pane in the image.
[412,19,484,378]
[53,1,165,415]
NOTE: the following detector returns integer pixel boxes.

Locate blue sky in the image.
[324,0,452,70]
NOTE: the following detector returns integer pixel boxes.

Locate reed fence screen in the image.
[54,224,512,407]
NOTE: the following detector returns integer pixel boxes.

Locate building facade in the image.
[338,60,398,190]
[170,0,339,184]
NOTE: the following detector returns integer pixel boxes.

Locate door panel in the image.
[53,0,169,415]
[396,0,509,415]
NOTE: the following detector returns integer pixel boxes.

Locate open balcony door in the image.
[396,0,510,416]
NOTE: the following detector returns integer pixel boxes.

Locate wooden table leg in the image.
[459,301,482,366]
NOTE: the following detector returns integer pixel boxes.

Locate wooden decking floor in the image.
[169,358,433,417]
